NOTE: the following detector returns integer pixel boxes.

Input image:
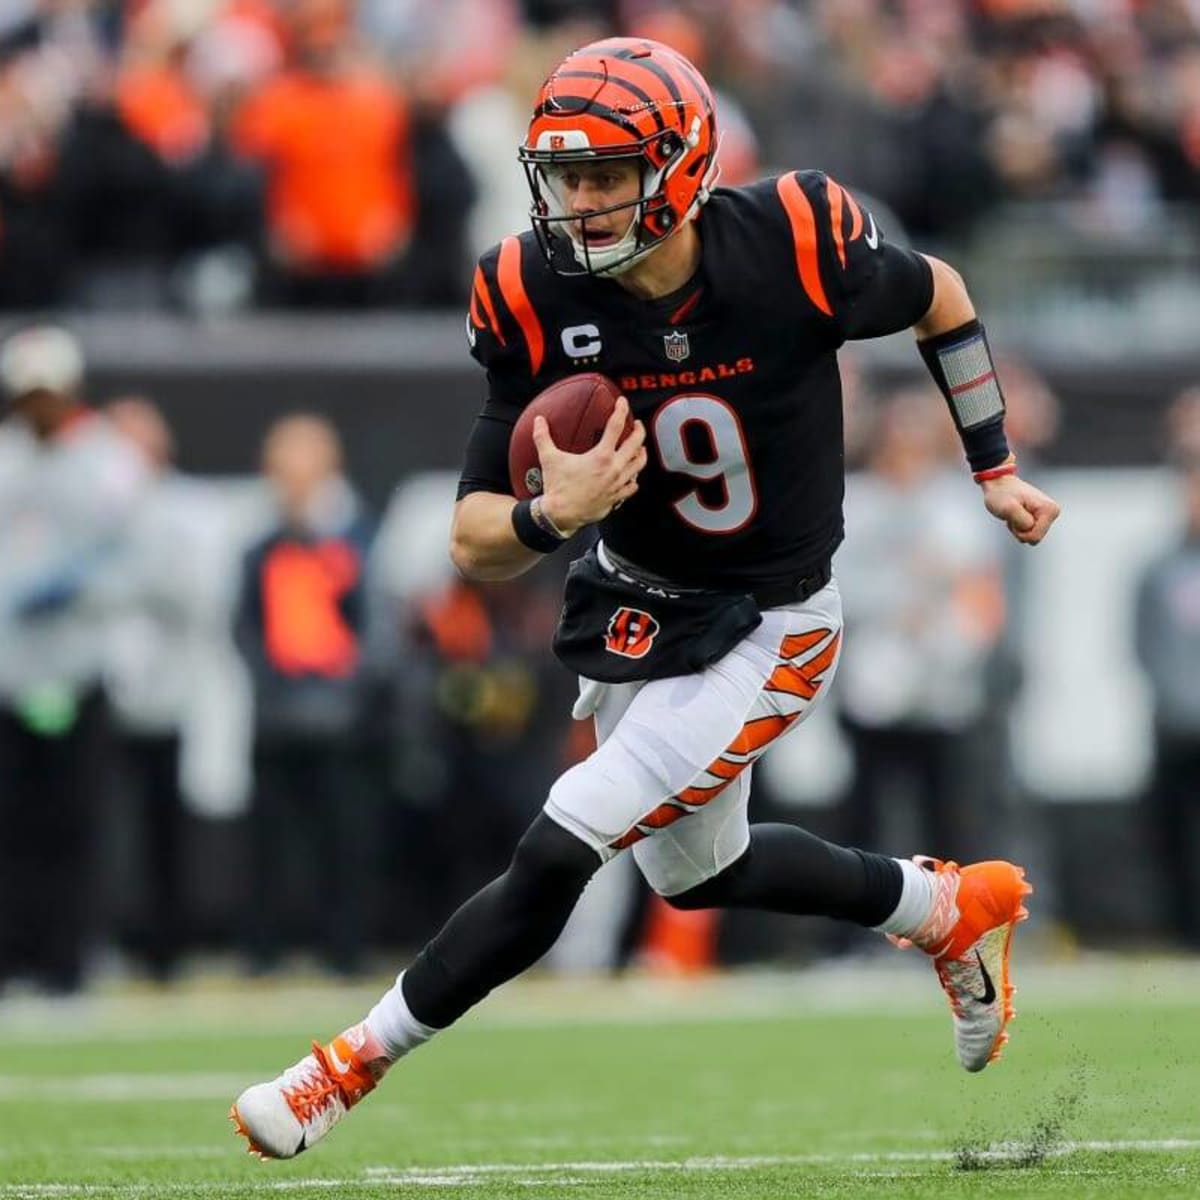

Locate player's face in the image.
[546,159,642,248]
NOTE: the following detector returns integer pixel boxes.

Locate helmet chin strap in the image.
[566,207,697,276]
[566,218,644,276]
[564,167,669,276]
[536,144,709,277]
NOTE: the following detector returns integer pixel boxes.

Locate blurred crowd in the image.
[4,0,1200,313]
[0,324,584,991]
[4,324,1200,996]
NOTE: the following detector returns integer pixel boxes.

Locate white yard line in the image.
[2,1141,1199,1195]
[4,957,1200,1044]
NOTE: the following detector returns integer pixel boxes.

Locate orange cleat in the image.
[902,858,1033,1072]
[230,1022,388,1159]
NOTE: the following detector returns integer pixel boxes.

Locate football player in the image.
[232,37,1059,1159]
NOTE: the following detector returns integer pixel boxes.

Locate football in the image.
[508,372,630,500]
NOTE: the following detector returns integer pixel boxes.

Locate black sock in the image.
[666,823,902,926]
[402,815,600,1029]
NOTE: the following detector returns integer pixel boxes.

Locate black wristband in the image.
[918,318,1011,473]
[512,498,566,554]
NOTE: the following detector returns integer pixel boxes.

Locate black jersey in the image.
[457,170,933,593]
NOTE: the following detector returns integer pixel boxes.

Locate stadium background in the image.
[3,0,1200,990]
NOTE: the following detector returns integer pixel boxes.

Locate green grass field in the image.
[1,958,1198,1198]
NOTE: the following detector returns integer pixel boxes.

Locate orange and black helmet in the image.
[519,37,721,276]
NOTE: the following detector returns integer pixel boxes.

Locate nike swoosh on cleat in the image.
[972,951,997,1005]
[328,1044,353,1075]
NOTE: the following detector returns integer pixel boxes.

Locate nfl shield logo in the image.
[663,330,690,362]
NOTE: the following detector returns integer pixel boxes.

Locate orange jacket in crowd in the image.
[115,63,211,164]
[232,65,415,272]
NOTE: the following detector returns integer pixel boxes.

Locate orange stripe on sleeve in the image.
[827,179,847,269]
[776,173,833,318]
[472,266,504,344]
[845,190,863,242]
[497,237,544,374]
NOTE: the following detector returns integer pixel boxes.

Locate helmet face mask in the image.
[522,148,667,277]
[520,39,720,278]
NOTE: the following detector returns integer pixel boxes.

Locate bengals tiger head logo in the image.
[604,606,659,659]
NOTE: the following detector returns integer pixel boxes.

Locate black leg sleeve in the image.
[402,814,601,1029]
[664,822,902,927]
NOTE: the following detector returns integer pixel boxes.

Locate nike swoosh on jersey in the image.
[972,951,997,1005]
[864,213,879,250]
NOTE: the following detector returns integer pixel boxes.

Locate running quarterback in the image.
[232,36,1059,1159]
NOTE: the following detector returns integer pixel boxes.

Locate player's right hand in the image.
[531,397,647,536]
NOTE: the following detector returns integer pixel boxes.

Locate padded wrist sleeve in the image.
[918,319,1011,473]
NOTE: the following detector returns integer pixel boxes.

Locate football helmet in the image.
[519,37,720,277]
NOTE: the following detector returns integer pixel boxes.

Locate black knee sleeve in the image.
[402,814,600,1029]
[508,812,602,898]
[660,824,901,926]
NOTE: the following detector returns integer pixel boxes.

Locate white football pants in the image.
[545,579,844,897]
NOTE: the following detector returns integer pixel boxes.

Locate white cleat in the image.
[231,1025,384,1159]
[902,857,1033,1073]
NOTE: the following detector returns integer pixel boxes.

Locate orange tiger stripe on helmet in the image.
[776,173,833,318]
[605,48,709,137]
[470,265,503,343]
[542,103,654,147]
[496,236,544,374]
[570,37,714,118]
[535,47,677,155]
[546,55,669,142]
